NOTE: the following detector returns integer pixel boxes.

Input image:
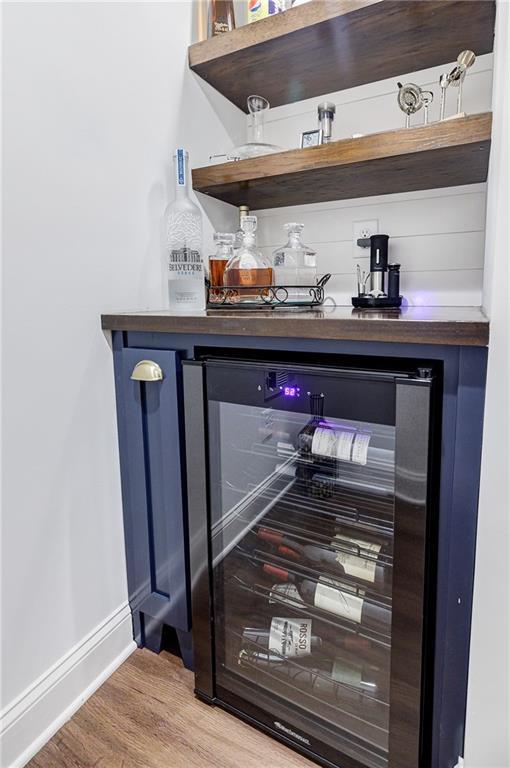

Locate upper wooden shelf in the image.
[188,0,495,112]
[192,112,492,209]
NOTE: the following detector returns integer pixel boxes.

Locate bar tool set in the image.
[439,49,476,120]
[397,49,476,127]
[397,82,433,127]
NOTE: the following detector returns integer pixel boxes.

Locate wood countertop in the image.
[101,305,489,347]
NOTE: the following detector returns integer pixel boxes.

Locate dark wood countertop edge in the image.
[101,314,489,347]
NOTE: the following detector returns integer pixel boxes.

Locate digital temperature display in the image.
[283,386,300,398]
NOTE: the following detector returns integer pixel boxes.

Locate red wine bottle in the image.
[296,394,324,494]
[242,618,322,661]
[241,617,377,660]
[239,650,383,703]
[257,527,390,590]
[263,564,391,635]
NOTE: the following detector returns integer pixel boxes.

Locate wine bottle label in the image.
[331,658,363,688]
[312,427,354,462]
[314,578,364,623]
[269,618,312,657]
[351,433,370,465]
[269,583,305,608]
[333,535,382,583]
[311,428,372,466]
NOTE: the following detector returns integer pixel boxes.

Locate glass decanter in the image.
[223,215,273,302]
[272,223,317,301]
[229,96,282,160]
[209,232,235,287]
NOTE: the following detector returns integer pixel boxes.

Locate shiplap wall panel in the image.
[252,55,493,306]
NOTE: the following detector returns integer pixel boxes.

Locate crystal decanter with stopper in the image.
[209,232,235,287]
[223,215,273,302]
[272,223,317,300]
[234,205,250,251]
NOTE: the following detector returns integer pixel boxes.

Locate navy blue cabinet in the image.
[113,343,192,667]
[110,327,487,768]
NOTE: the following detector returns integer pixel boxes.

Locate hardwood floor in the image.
[28,649,316,768]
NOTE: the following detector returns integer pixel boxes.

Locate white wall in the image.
[253,56,493,306]
[464,2,510,766]
[0,3,243,766]
[0,1,505,767]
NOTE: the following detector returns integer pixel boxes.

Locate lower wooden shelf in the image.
[192,112,492,210]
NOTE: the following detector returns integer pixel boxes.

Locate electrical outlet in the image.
[352,219,379,258]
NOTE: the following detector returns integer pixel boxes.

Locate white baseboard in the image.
[0,602,136,768]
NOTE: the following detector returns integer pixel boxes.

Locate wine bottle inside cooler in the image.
[257,527,391,591]
[263,564,391,635]
[296,394,326,495]
[238,650,384,705]
[240,616,377,659]
[242,617,322,661]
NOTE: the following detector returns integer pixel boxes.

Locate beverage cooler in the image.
[183,353,438,768]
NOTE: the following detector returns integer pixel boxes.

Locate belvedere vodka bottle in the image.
[164,149,205,311]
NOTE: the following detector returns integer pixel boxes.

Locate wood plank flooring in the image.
[28,649,316,768]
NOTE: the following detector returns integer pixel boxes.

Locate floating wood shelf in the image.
[192,112,492,210]
[188,0,495,112]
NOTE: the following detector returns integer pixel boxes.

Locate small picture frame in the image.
[300,128,323,148]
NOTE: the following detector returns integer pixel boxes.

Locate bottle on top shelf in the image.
[257,527,391,591]
[248,0,285,24]
[163,148,205,311]
[208,0,235,36]
[223,215,273,301]
[263,563,391,636]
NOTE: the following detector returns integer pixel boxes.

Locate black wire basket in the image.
[207,274,331,309]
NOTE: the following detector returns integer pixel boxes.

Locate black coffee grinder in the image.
[352,234,402,309]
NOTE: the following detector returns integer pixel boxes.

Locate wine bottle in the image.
[239,650,383,704]
[257,527,390,590]
[241,616,377,660]
[297,395,372,467]
[296,394,324,495]
[242,618,322,661]
[263,564,391,635]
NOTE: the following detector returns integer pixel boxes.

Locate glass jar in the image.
[223,215,273,302]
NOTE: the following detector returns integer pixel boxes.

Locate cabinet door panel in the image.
[116,347,189,633]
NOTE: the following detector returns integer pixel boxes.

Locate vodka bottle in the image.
[164,149,205,311]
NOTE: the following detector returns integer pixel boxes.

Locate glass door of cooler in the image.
[183,358,434,768]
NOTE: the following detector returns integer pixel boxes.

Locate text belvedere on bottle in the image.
[164,148,205,311]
